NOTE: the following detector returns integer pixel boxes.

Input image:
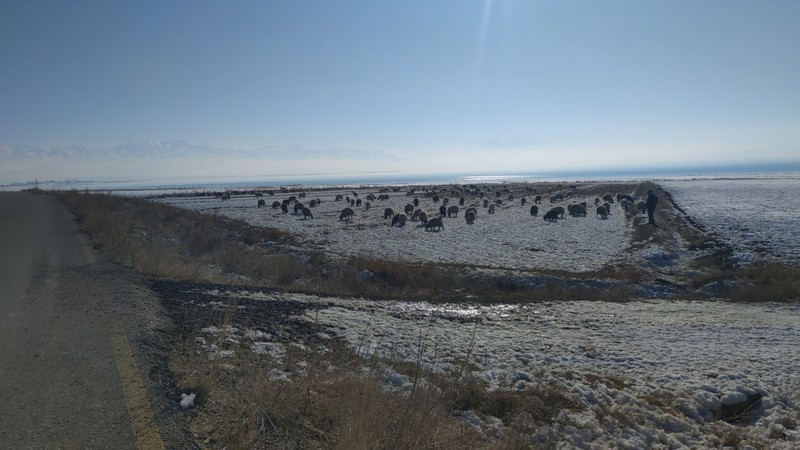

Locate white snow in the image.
[156,185,635,273]
[660,176,800,265]
[180,392,196,410]
[188,285,800,448]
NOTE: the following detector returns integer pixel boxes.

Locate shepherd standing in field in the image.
[646,190,658,226]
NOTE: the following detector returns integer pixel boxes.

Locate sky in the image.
[1,0,799,183]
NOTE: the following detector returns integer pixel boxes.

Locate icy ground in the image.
[192,287,800,449]
[660,177,800,266]
[157,183,637,273]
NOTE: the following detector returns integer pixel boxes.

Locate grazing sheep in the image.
[549,194,564,203]
[617,194,634,203]
[620,199,630,211]
[384,207,395,219]
[433,196,440,203]
[530,205,539,216]
[603,202,612,215]
[288,195,297,203]
[356,199,362,207]
[594,197,601,205]
[418,211,429,225]
[255,192,263,198]
[551,206,565,218]
[443,197,450,206]
[301,207,313,219]
[340,207,354,221]
[602,193,615,203]
[281,204,288,214]
[350,199,356,207]
[294,202,305,214]
[568,204,587,217]
[425,217,444,231]
[271,201,281,209]
[365,202,371,210]
[465,210,476,224]
[488,204,496,214]
[439,205,447,217]
[366,194,375,201]
[335,194,344,201]
[465,206,478,218]
[534,195,542,204]
[257,199,266,208]
[309,199,318,208]
[459,197,466,206]
[520,197,527,206]
[543,209,560,222]
[391,213,407,227]
[596,205,608,219]
[447,205,459,218]
[404,203,414,215]
[413,198,419,207]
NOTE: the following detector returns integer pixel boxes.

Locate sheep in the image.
[257,199,266,208]
[281,203,288,214]
[391,213,407,227]
[404,203,414,215]
[483,199,489,207]
[335,194,344,201]
[447,205,459,218]
[366,194,375,201]
[465,206,478,218]
[301,207,314,219]
[552,206,565,218]
[442,197,450,206]
[356,199,362,207]
[596,205,608,219]
[534,195,542,204]
[568,204,587,217]
[309,199,318,208]
[340,207,354,221]
[425,217,444,231]
[384,207,395,219]
[520,197,527,206]
[439,205,447,217]
[465,210,476,224]
[271,201,281,209]
[418,211,429,225]
[459,197,466,206]
[602,193,615,203]
[413,198,419,207]
[294,202,305,214]
[603,202,612,215]
[529,205,539,216]
[543,209,560,222]
[365,202,371,210]
[488,204,496,214]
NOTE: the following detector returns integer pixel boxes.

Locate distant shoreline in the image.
[3,164,800,193]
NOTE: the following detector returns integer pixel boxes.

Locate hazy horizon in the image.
[2,1,798,184]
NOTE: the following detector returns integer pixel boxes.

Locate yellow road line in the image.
[112,332,166,450]
[76,232,97,264]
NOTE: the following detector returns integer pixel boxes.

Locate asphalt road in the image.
[0,192,165,449]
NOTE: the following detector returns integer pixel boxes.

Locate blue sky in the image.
[1,0,798,180]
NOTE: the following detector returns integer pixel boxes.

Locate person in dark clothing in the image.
[645,190,658,226]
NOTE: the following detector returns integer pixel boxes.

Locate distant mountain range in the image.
[0,141,394,161]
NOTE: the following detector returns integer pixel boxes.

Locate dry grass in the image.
[169,326,572,449]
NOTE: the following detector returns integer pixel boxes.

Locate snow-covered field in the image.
[660,176,800,265]
[193,287,800,448]
[157,184,636,273]
[154,179,800,447]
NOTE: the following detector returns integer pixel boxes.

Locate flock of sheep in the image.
[246,183,649,232]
